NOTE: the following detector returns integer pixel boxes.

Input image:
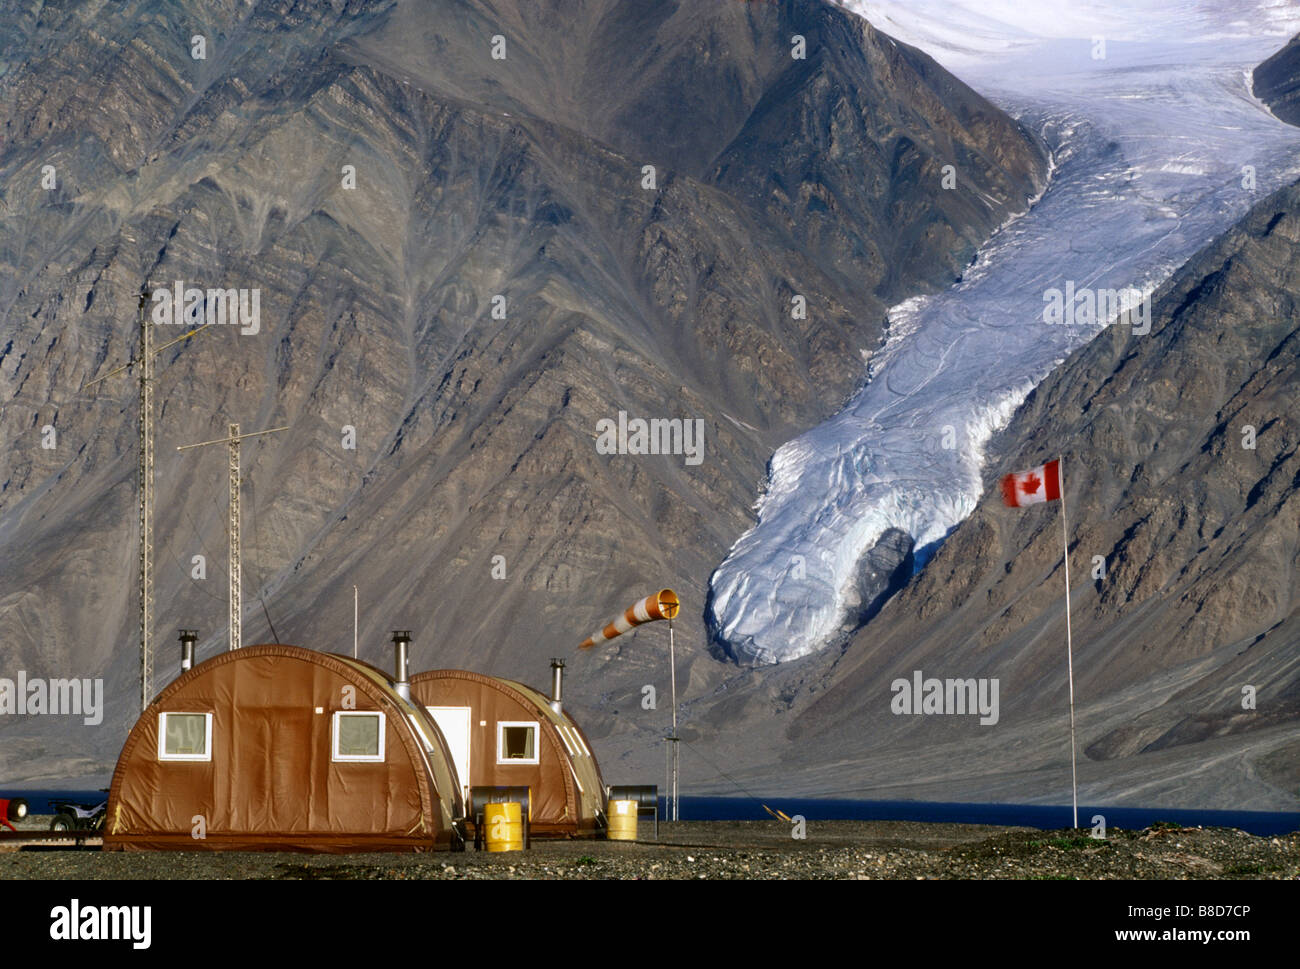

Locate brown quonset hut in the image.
[104,644,464,852]
[411,667,606,838]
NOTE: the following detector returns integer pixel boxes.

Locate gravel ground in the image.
[2,817,1297,879]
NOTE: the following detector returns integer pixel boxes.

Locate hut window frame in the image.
[332,710,386,762]
[158,712,213,762]
[496,721,540,765]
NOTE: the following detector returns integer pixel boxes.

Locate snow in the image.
[708,1,1300,664]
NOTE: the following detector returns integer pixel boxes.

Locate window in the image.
[496,721,540,764]
[158,712,212,761]
[332,711,385,762]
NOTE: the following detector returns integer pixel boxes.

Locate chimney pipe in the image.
[179,629,197,673]
[550,658,564,715]
[392,631,412,701]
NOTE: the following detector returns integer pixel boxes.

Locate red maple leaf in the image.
[1021,473,1041,495]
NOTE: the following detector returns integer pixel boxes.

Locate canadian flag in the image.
[1001,458,1061,507]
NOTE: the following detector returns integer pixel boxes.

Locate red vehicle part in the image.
[0,797,29,831]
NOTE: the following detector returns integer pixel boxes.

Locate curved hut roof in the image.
[105,644,463,852]
[411,669,606,837]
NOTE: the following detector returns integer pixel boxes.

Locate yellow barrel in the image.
[485,801,523,852]
[607,799,638,841]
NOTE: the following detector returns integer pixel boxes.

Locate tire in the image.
[50,814,76,832]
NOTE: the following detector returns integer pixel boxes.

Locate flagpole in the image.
[1059,454,1079,829]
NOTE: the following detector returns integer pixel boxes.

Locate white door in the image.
[427,706,472,801]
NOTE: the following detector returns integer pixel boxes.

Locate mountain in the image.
[0,0,1047,782]
[1255,33,1300,126]
[680,173,1300,810]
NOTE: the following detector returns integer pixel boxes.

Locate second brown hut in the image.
[411,663,607,838]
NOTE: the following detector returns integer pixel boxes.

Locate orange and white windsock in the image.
[579,589,681,649]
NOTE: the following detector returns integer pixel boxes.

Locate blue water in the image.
[14,790,1296,836]
[671,797,1300,836]
[4,790,107,812]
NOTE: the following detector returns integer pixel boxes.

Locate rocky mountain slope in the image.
[0,0,1046,781]
[676,173,1300,811]
[1255,32,1300,125]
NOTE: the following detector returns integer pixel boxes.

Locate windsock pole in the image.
[578,589,682,820]
[669,618,678,821]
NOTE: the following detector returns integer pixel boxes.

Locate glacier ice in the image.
[708,0,1300,664]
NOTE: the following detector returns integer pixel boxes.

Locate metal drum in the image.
[607,785,658,809]
[606,799,638,841]
[470,786,530,819]
[484,801,523,852]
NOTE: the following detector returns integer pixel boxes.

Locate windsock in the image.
[579,589,680,649]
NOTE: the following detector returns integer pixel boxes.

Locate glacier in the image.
[707,0,1300,665]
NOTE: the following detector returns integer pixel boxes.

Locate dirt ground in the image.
[2,816,1296,879]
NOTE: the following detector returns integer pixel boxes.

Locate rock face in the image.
[841,527,914,636]
[1255,34,1300,126]
[706,525,914,664]
[0,0,1047,779]
[688,175,1300,811]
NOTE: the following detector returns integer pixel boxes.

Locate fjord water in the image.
[708,1,1300,664]
[7,790,1289,837]
[10,790,1297,836]
[676,797,1300,836]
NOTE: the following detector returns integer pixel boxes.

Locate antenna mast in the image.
[178,423,288,652]
[137,291,153,713]
[83,291,212,711]
[228,422,242,651]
